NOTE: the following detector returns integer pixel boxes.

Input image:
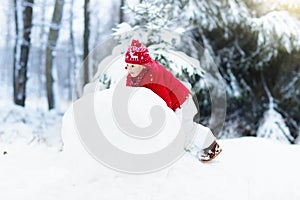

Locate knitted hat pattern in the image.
[125,39,152,65]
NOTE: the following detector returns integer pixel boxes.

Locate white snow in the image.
[0,103,63,149]
[250,0,300,9]
[251,10,300,52]
[257,107,293,144]
[1,88,300,199]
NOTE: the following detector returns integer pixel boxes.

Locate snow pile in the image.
[62,86,180,158]
[0,103,63,150]
[0,88,300,199]
[60,88,300,199]
[1,136,300,200]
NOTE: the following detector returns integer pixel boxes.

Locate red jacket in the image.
[126,60,190,111]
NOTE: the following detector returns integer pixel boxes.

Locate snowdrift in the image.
[62,86,181,158]
[59,87,300,200]
[1,88,299,199]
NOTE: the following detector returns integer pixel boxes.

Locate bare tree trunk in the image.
[14,0,34,106]
[119,0,125,23]
[13,0,19,102]
[46,0,64,110]
[83,0,90,85]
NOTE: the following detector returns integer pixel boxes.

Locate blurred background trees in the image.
[0,0,299,143]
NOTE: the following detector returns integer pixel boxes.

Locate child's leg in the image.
[193,123,216,149]
[184,124,214,153]
[187,124,222,161]
[179,96,214,148]
[179,95,222,161]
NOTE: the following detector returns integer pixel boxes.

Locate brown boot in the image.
[199,141,222,162]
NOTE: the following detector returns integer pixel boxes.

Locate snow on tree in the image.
[97,24,205,92]
[257,105,293,144]
[119,0,300,143]
[257,73,294,143]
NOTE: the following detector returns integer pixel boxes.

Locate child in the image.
[124,39,222,162]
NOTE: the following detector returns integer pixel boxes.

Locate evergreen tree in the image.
[115,0,300,143]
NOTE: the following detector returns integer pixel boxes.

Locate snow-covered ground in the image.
[1,136,300,200]
[1,88,300,200]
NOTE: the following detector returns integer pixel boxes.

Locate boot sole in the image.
[200,148,222,162]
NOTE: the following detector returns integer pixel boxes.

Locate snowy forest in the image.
[0,0,300,145]
[1,0,300,199]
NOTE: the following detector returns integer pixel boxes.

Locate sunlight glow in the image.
[258,0,300,9]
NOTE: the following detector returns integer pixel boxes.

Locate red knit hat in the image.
[125,39,152,65]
